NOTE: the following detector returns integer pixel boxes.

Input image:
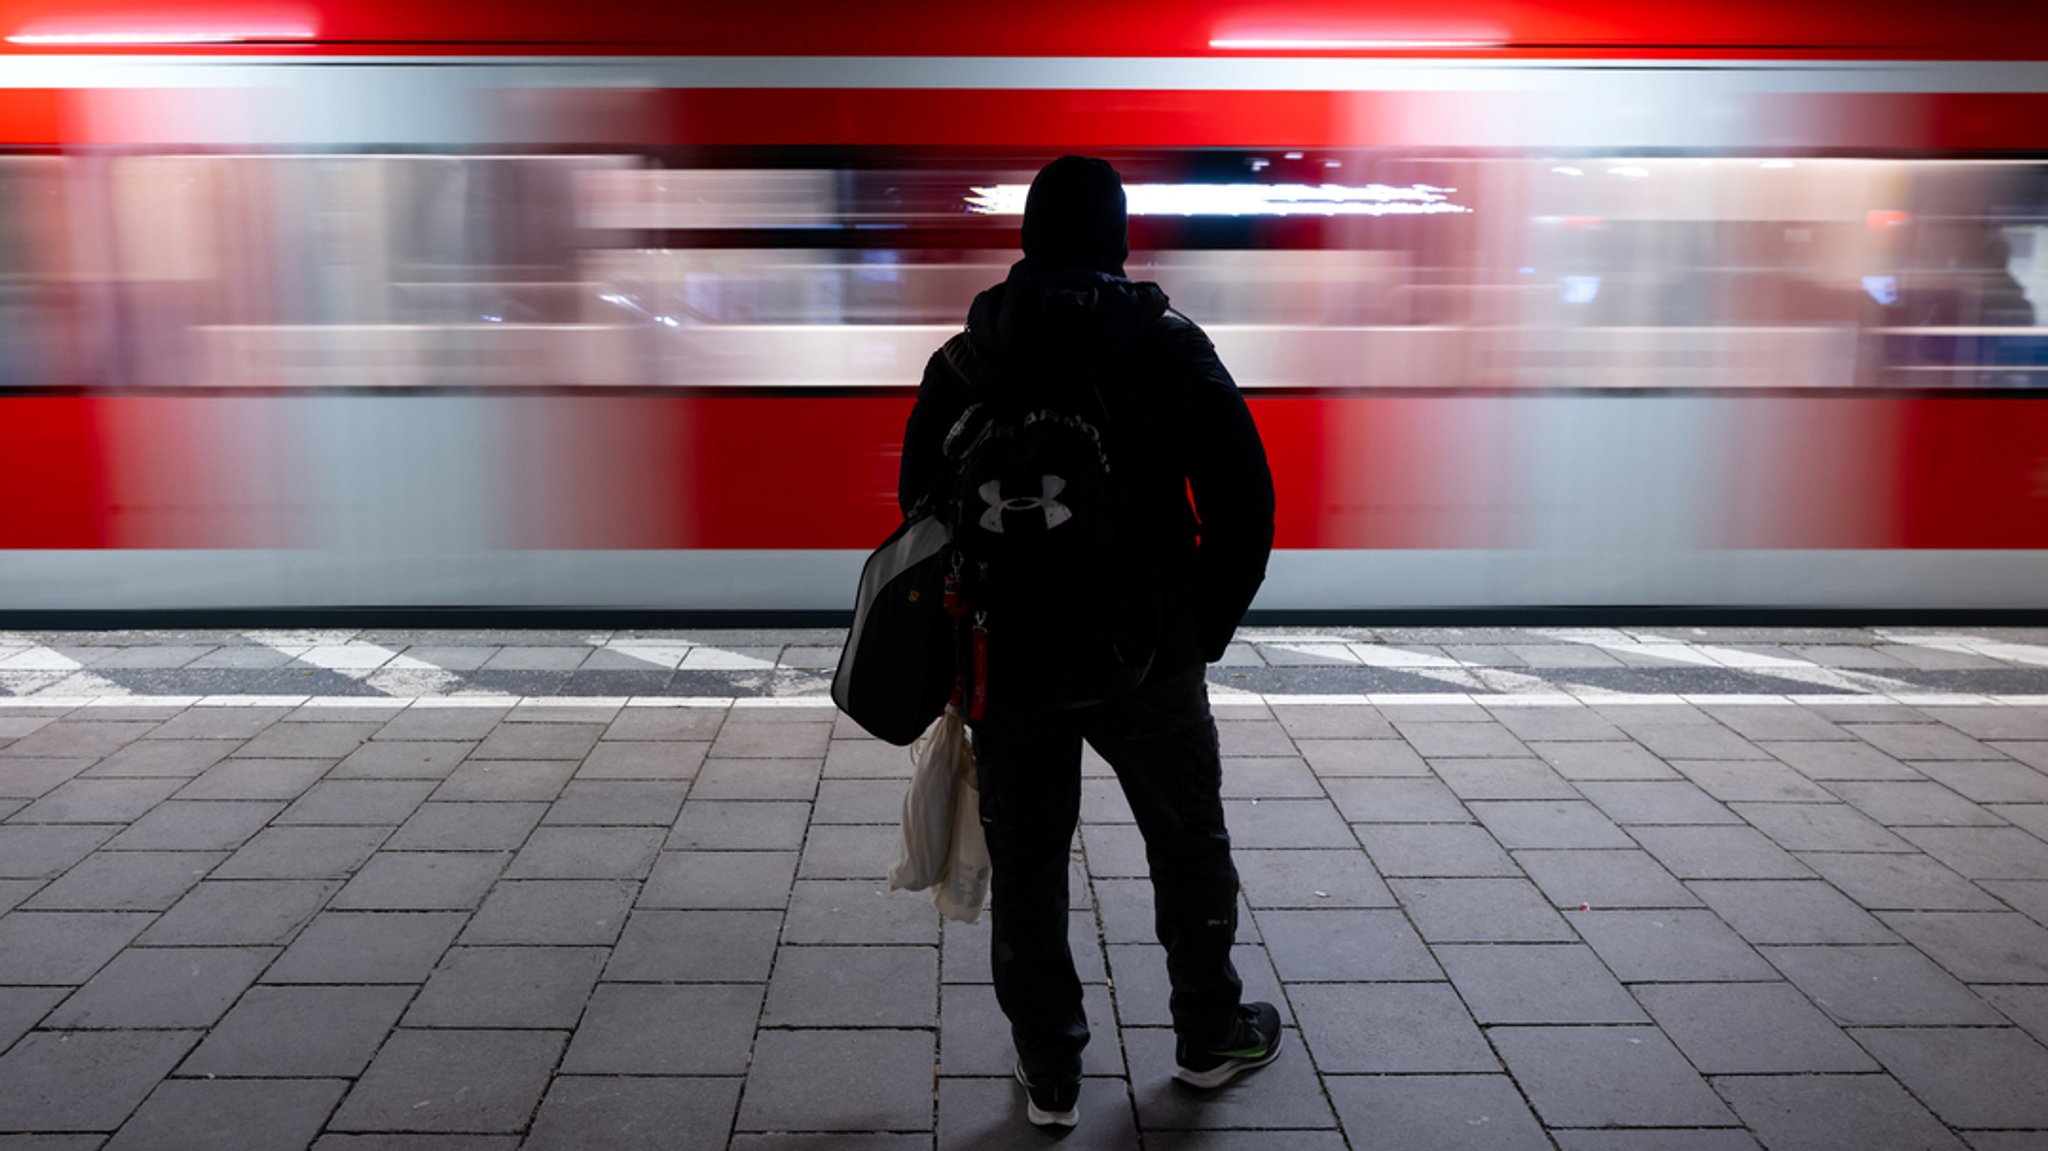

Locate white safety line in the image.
[1,692,2044,710]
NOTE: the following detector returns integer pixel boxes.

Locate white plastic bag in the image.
[888,708,968,892]
[931,744,991,923]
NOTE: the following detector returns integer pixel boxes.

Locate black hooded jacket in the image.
[898,260,1276,672]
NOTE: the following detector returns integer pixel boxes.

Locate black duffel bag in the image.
[832,513,957,745]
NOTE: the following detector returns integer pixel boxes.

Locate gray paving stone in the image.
[1288,983,1494,1072]
[1993,742,2048,772]
[1730,801,1915,853]
[938,982,1121,1076]
[1437,944,1646,1024]
[1233,848,1394,909]
[1271,705,1394,740]
[174,757,332,801]
[234,722,380,760]
[1258,909,1439,982]
[603,707,726,741]
[0,759,92,801]
[563,983,763,1075]
[1,721,157,760]
[140,707,290,741]
[330,1029,566,1133]
[0,1030,198,1132]
[821,741,909,780]
[1468,800,1632,849]
[1120,1132,1348,1151]
[1931,708,2048,741]
[1634,981,1876,1073]
[1488,706,1626,742]
[524,1076,740,1151]
[1700,705,1851,743]
[736,1029,933,1132]
[1220,799,1355,849]
[1490,1025,1734,1127]
[1984,878,2048,925]
[212,826,389,880]
[330,741,475,780]
[140,878,338,946]
[1979,985,2048,1044]
[471,723,603,761]
[798,823,898,879]
[812,779,906,824]
[605,909,783,982]
[1763,945,2006,1025]
[505,826,664,879]
[731,1135,928,1151]
[640,850,796,911]
[1878,911,2048,982]
[103,800,281,852]
[575,740,705,781]
[711,722,831,760]
[1217,719,1295,757]
[24,850,222,911]
[1628,825,1814,879]
[764,944,936,1027]
[1124,1025,1335,1129]
[1766,740,1920,781]
[0,912,152,984]
[1428,758,1580,800]
[0,880,35,915]
[14,778,181,824]
[277,780,437,826]
[1394,722,1527,759]
[81,739,241,779]
[1324,777,1469,823]
[1576,781,1741,825]
[0,986,64,1053]
[1632,724,1768,761]
[430,759,576,802]
[1078,823,1145,878]
[1529,741,1679,781]
[1566,909,1778,982]
[1853,1026,2048,1127]
[262,912,464,984]
[1355,824,1516,878]
[1799,851,2005,911]
[783,878,938,944]
[1991,804,2048,841]
[1963,1134,2048,1151]
[44,946,269,1028]
[1850,723,1997,760]
[458,879,636,945]
[1220,756,1325,799]
[182,985,412,1075]
[1552,1135,1761,1151]
[104,1078,343,1151]
[1899,826,2048,880]
[1516,849,1697,908]
[1672,760,1836,802]
[540,781,687,826]
[1296,740,1428,777]
[330,853,506,911]
[1715,1074,1966,1151]
[384,802,545,851]
[0,827,116,881]
[1692,879,1898,944]
[693,758,824,800]
[373,708,510,742]
[1389,878,1575,943]
[405,946,607,1028]
[1324,1074,1552,1151]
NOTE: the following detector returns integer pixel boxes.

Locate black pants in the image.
[969,662,1243,1081]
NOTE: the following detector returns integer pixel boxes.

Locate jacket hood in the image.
[961,259,1170,379]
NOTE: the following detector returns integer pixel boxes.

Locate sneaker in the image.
[1015,1062,1080,1127]
[1173,1001,1284,1089]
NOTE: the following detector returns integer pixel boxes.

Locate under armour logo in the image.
[978,476,1073,534]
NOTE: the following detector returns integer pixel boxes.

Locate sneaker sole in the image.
[1173,1037,1284,1090]
[1025,1100,1079,1127]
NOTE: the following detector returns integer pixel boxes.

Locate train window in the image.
[3,151,2042,391]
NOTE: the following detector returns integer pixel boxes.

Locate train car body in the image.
[2,0,2046,613]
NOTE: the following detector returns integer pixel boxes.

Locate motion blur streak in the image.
[0,0,2046,611]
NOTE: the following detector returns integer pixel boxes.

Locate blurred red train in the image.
[1,0,2046,613]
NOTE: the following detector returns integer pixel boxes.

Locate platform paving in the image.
[0,628,2045,1148]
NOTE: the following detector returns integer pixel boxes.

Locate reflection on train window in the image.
[0,153,2041,391]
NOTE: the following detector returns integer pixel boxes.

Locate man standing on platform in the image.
[898,155,1279,1128]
